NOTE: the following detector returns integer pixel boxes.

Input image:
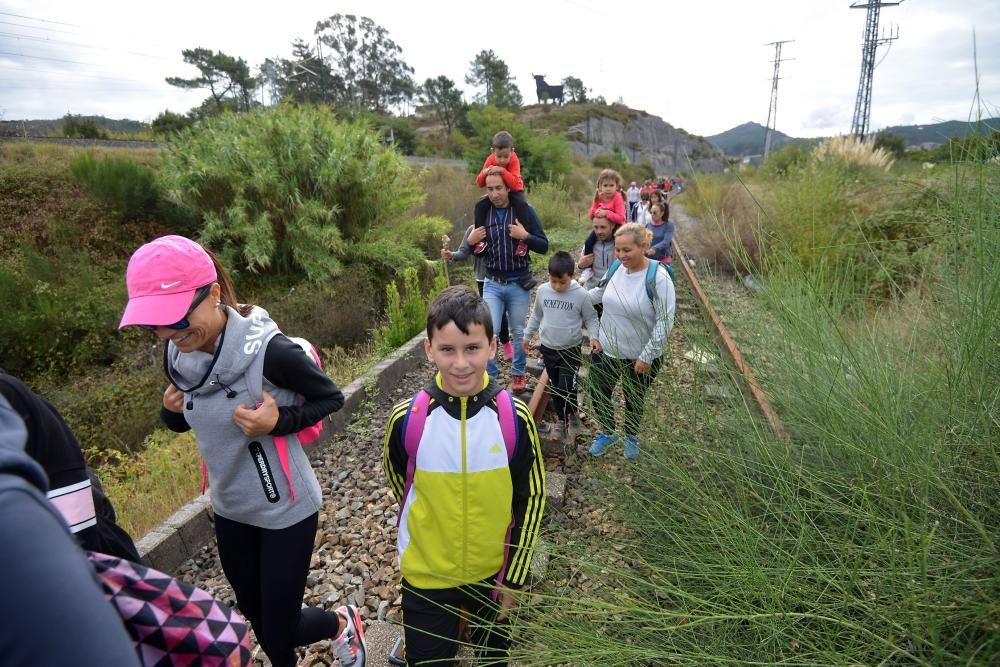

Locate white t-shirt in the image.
[589,263,675,363]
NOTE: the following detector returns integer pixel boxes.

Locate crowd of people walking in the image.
[1,126,676,667]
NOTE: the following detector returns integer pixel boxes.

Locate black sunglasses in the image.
[141,286,212,332]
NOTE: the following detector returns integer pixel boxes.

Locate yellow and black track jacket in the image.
[382,373,545,590]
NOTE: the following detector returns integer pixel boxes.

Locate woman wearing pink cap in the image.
[119,236,367,667]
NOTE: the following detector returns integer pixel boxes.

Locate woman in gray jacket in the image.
[118,235,366,667]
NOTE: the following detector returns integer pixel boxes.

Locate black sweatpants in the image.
[477,280,510,345]
[588,352,663,436]
[539,344,582,422]
[214,512,340,667]
[401,577,511,666]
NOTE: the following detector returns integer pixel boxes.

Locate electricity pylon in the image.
[849,1,901,140]
[763,40,793,159]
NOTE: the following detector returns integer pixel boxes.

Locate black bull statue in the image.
[532,74,564,105]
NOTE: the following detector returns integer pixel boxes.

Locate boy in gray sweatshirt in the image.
[523,252,602,442]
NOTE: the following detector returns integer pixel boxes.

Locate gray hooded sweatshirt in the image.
[166,306,322,529]
[524,280,600,350]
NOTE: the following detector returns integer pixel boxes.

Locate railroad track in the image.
[523,209,787,462]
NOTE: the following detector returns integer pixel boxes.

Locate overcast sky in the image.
[0,0,996,138]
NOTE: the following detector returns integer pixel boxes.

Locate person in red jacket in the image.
[588,168,626,225]
[580,169,627,259]
[473,131,532,256]
[476,130,523,192]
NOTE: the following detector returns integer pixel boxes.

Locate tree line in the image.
[154,14,592,138]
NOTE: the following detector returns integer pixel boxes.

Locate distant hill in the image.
[706,122,795,157]
[708,118,1000,158]
[873,117,1000,147]
[0,115,148,137]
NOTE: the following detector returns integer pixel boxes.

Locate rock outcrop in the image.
[565,111,726,174]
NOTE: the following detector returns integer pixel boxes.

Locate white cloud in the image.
[0,0,996,137]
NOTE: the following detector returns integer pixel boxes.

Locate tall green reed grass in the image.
[507,142,999,665]
[68,151,160,221]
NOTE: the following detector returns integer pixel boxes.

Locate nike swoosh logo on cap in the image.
[161,281,182,289]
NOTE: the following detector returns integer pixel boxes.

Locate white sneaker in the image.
[333,605,367,667]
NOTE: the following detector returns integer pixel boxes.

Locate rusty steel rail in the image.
[671,237,791,446]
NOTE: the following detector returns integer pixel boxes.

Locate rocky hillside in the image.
[524,103,726,174]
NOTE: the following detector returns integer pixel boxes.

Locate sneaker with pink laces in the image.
[502,340,514,360]
[333,605,367,666]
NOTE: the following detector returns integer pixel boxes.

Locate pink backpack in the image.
[201,334,325,502]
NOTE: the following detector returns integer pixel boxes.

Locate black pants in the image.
[539,344,582,421]
[214,512,340,667]
[401,577,511,666]
[477,280,510,345]
[588,352,662,436]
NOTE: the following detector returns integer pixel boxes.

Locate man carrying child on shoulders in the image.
[470,168,548,391]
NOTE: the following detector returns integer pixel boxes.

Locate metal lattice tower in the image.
[850,1,901,140]
[763,40,793,159]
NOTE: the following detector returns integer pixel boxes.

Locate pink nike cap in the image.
[118,235,218,329]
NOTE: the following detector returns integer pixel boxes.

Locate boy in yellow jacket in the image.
[382,286,545,665]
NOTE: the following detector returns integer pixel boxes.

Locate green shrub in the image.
[529,179,578,232]
[160,104,425,282]
[247,273,382,351]
[418,129,471,160]
[591,146,628,173]
[369,113,420,155]
[874,130,906,159]
[93,429,201,537]
[151,110,194,136]
[61,114,109,139]
[408,165,482,238]
[50,360,165,454]
[682,175,766,275]
[0,243,128,379]
[373,267,445,353]
[392,214,453,257]
[763,142,812,176]
[69,152,160,222]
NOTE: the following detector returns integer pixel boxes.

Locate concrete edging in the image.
[136,330,429,573]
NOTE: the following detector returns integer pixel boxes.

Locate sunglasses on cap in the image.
[140,285,212,331]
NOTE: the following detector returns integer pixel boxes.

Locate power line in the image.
[0,19,91,37]
[0,49,108,67]
[0,78,158,88]
[0,30,171,60]
[0,11,183,56]
[0,63,156,85]
[0,9,86,28]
